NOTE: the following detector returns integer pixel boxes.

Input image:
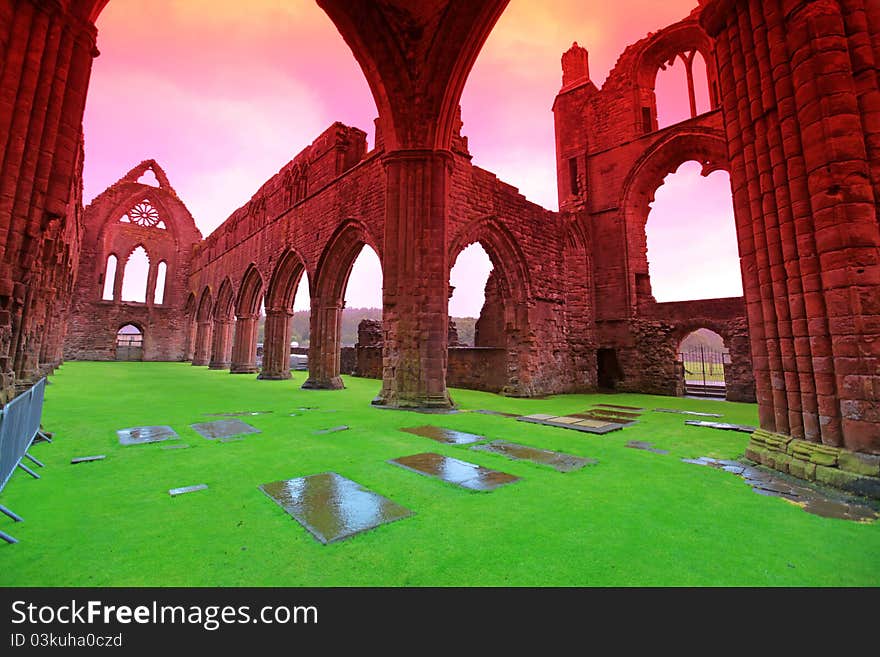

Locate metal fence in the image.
[0,377,48,544]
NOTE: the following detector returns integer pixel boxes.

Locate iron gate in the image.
[678,345,729,398]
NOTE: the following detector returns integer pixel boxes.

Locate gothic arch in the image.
[448,216,531,302]
[265,249,308,312]
[209,278,235,369]
[235,265,265,318]
[620,128,730,307]
[214,278,235,321]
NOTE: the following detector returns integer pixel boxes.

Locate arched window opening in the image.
[291,271,311,350]
[655,50,711,130]
[102,255,117,300]
[137,169,160,187]
[121,246,150,303]
[342,245,382,347]
[449,243,493,346]
[120,200,166,230]
[646,161,741,302]
[153,261,167,305]
[677,328,728,398]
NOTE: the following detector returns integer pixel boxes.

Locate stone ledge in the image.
[747,432,880,500]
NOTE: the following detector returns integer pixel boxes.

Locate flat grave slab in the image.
[471,440,597,472]
[626,440,669,455]
[684,420,756,433]
[259,472,413,544]
[682,457,879,522]
[654,408,723,418]
[595,403,645,411]
[71,455,105,464]
[572,411,638,425]
[190,419,261,440]
[117,425,179,446]
[389,452,520,491]
[314,425,349,435]
[400,425,486,445]
[518,414,623,435]
[169,484,208,497]
[471,409,519,418]
[203,411,272,417]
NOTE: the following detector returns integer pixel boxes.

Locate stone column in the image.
[192,320,212,366]
[208,319,233,370]
[702,0,880,453]
[259,309,293,380]
[302,299,344,389]
[373,150,453,409]
[230,314,259,374]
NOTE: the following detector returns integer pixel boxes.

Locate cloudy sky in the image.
[84,0,742,315]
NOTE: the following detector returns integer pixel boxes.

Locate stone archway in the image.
[230,265,264,374]
[304,220,380,390]
[260,250,308,381]
[209,278,235,370]
[192,287,213,366]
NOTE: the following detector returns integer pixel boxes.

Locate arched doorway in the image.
[677,328,728,399]
[115,324,144,361]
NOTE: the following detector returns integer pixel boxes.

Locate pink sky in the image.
[84,0,741,316]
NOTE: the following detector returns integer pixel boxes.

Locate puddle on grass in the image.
[654,408,723,418]
[314,425,349,435]
[259,472,413,544]
[117,425,179,446]
[682,457,879,522]
[400,425,486,445]
[389,453,520,491]
[203,411,273,417]
[595,403,644,411]
[190,419,260,440]
[684,420,756,433]
[471,409,519,418]
[626,440,669,455]
[471,440,597,472]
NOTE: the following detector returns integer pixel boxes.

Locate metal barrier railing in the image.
[0,377,50,544]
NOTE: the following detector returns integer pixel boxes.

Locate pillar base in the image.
[229,366,259,374]
[371,390,454,410]
[301,376,345,390]
[746,429,880,500]
[208,362,230,370]
[258,371,292,381]
[191,359,210,367]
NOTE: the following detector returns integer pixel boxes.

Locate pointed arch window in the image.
[154,261,168,305]
[102,255,117,300]
[121,247,150,303]
[120,200,167,230]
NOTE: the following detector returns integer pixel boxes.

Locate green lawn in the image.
[1,361,877,586]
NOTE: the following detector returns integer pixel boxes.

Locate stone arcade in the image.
[1,1,878,490]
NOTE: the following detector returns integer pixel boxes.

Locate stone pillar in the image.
[373,150,453,409]
[0,3,98,403]
[208,319,233,370]
[230,314,259,374]
[259,309,293,380]
[702,0,880,453]
[302,299,344,389]
[183,318,196,361]
[192,320,212,366]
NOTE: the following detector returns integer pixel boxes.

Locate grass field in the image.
[1,361,878,587]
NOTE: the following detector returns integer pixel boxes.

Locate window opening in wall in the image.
[102,255,117,300]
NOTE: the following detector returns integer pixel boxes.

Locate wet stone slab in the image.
[190,419,261,440]
[400,425,486,445]
[654,408,723,418]
[389,453,520,491]
[471,409,519,418]
[169,484,208,497]
[259,472,413,544]
[682,457,879,522]
[117,425,179,446]
[471,440,597,472]
[517,415,623,435]
[626,440,669,455]
[314,425,349,435]
[203,411,272,417]
[595,403,645,411]
[573,411,638,424]
[684,420,757,433]
[71,455,105,464]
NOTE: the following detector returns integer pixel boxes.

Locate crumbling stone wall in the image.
[64,161,202,361]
